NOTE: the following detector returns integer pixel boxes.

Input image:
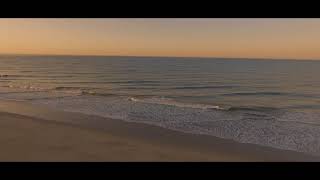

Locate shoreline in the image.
[0,99,319,161]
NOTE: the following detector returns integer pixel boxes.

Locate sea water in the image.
[0,55,320,155]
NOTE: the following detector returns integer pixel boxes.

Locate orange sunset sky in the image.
[0,18,320,60]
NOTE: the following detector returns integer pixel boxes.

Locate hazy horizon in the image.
[1,19,320,160]
[1,52,320,61]
[1,18,320,60]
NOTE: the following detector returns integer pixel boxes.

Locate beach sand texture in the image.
[0,99,318,161]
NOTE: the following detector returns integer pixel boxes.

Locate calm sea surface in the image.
[0,55,320,155]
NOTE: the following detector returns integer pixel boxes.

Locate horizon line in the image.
[0,53,319,62]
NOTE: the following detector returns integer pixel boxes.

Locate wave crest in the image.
[128,96,225,110]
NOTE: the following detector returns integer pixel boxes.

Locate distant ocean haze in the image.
[0,55,320,156]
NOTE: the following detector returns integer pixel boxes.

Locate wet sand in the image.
[0,99,318,161]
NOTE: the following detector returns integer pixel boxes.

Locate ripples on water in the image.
[0,55,320,155]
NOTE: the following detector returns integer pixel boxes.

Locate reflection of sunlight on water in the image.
[0,56,320,110]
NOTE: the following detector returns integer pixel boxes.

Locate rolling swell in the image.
[227,106,279,112]
[127,96,225,110]
[223,92,289,96]
[171,85,237,90]
[1,56,320,156]
[53,87,118,97]
[54,86,82,90]
[222,91,317,98]
[109,80,161,84]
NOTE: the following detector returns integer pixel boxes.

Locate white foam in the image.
[128,96,224,110]
[30,95,320,156]
[1,82,90,97]
[1,83,320,156]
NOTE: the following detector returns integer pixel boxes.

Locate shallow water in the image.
[0,55,320,155]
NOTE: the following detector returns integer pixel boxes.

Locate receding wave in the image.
[30,94,320,156]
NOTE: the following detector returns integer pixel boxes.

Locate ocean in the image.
[0,55,320,155]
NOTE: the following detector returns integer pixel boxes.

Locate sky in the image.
[0,18,320,60]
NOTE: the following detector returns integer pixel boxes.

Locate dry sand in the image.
[0,99,318,161]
